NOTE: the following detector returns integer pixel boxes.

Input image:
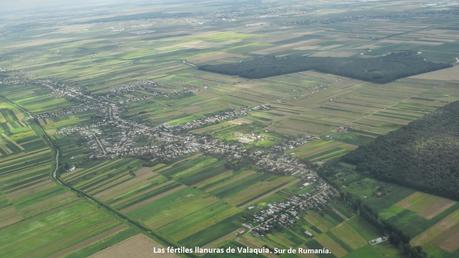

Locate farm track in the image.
[0,96,193,258]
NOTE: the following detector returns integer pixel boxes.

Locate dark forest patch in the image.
[342,101,459,200]
[199,51,451,83]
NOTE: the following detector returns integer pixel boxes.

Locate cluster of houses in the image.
[254,153,313,176]
[59,124,104,136]
[270,135,319,153]
[106,80,193,103]
[167,104,272,132]
[109,80,159,95]
[248,181,337,235]
[35,104,95,120]
[0,70,27,87]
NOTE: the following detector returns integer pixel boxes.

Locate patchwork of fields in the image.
[324,163,459,258]
[60,154,297,246]
[1,0,459,257]
[0,100,137,258]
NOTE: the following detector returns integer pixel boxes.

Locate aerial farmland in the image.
[1,0,459,257]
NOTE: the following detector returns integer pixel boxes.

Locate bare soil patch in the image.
[436,224,459,252]
[397,192,455,219]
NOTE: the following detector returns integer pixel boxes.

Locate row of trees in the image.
[341,191,427,258]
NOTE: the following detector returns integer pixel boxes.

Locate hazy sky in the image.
[1,0,132,12]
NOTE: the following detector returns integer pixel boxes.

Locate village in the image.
[4,73,337,238]
[47,79,318,180]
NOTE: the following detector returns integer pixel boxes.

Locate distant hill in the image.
[343,101,459,200]
[199,51,451,83]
